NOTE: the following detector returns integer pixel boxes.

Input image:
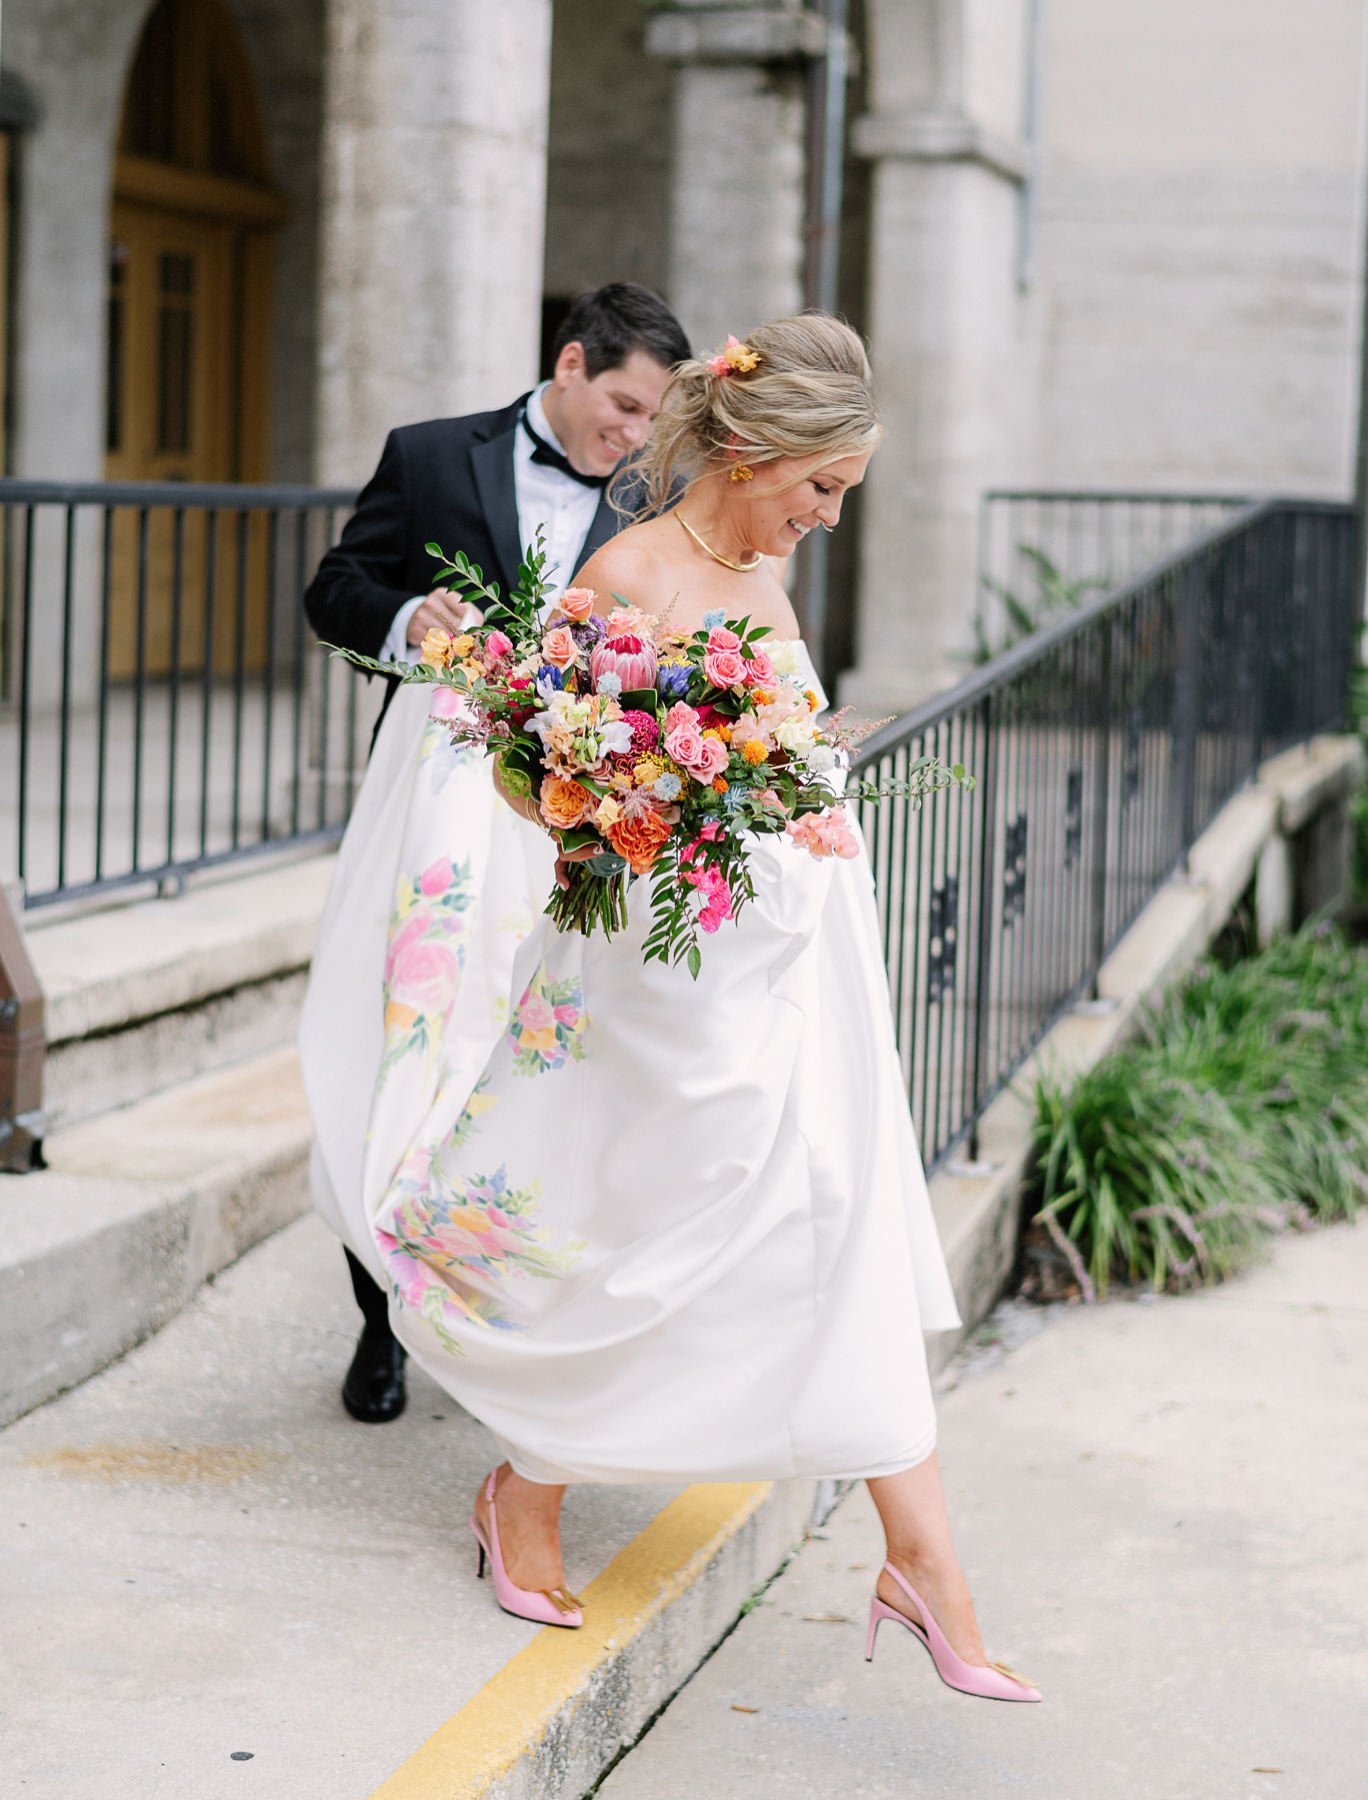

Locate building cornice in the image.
[853,110,1030,186]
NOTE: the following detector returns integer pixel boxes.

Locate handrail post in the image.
[1172,563,1203,875]
[966,691,999,1162]
[0,884,46,1172]
[1088,616,1115,994]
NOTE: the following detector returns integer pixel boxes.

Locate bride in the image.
[300,313,1040,1702]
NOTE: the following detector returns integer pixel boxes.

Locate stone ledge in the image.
[0,1046,310,1426]
[1259,735,1364,835]
[853,108,1030,183]
[645,7,829,65]
[26,853,335,1045]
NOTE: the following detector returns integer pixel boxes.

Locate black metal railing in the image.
[855,497,1358,1173]
[0,479,367,908]
[977,488,1249,654]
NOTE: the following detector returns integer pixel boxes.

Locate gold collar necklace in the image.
[676,512,764,574]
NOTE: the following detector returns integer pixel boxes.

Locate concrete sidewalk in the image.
[598,1217,1368,1800]
[0,1214,814,1800]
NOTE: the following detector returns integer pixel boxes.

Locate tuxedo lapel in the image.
[469,426,524,599]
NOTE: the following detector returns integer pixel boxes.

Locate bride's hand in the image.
[554,843,601,891]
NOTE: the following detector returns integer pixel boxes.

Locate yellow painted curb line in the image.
[369,1480,773,1800]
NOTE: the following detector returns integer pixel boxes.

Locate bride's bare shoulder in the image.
[573,519,675,613]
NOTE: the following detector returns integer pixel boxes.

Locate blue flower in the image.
[596,671,623,696]
[536,664,565,692]
[723,783,750,811]
[703,608,727,629]
[657,662,692,700]
[652,772,683,802]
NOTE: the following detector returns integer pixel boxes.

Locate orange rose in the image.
[607,809,672,874]
[539,777,593,831]
[542,625,579,670]
[559,587,596,622]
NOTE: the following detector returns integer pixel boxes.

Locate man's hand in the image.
[406,589,483,645]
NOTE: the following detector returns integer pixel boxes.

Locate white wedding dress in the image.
[300,647,960,1485]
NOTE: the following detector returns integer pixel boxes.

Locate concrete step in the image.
[0,1044,310,1427]
[26,854,335,1129]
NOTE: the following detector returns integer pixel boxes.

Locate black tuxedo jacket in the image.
[304,394,624,664]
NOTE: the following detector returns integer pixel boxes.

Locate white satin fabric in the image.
[300,648,960,1485]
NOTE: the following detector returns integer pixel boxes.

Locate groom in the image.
[304,282,691,1424]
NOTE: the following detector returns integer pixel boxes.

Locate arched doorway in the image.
[105,0,286,677]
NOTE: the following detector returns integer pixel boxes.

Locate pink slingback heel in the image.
[469,1469,584,1629]
[865,1561,1041,1703]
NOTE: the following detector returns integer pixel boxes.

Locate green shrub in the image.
[1030,923,1368,1298]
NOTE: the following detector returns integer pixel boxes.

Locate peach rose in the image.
[541,626,579,670]
[539,777,593,831]
[607,808,672,874]
[559,587,596,622]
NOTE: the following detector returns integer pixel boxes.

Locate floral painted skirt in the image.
[301,675,959,1485]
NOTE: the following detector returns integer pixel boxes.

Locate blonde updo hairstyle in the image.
[621,312,881,517]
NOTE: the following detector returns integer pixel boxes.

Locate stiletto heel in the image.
[475,1540,487,1579]
[468,1468,584,1629]
[865,1563,1041,1703]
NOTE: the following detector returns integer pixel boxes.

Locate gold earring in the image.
[729,464,754,483]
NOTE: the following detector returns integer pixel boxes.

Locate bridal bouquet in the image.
[330,536,970,977]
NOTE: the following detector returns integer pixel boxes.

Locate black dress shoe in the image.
[342,1324,407,1423]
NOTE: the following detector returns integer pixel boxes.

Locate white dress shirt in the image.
[381,384,603,662]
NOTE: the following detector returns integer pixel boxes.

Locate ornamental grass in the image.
[1029,922,1368,1300]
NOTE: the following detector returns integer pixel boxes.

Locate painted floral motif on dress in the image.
[376,1147,584,1357]
[379,854,473,1084]
[507,964,588,1076]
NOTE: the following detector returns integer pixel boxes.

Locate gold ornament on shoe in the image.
[540,1586,585,1616]
[989,1660,1037,1689]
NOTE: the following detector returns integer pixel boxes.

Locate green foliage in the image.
[974,545,1109,663]
[1030,923,1368,1298]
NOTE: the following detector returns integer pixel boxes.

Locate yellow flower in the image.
[596,795,624,829]
[806,689,820,712]
[723,339,761,374]
[634,756,664,786]
[452,634,476,658]
[741,738,768,765]
[420,627,455,668]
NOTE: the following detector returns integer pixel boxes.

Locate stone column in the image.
[839,2,1031,711]
[646,2,827,351]
[316,0,553,485]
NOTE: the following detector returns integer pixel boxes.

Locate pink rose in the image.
[542,626,579,670]
[483,629,514,664]
[518,994,556,1031]
[559,587,596,622]
[388,940,458,1011]
[664,721,706,769]
[744,650,777,687]
[553,1003,580,1026]
[706,625,742,653]
[704,646,748,689]
[419,856,455,896]
[694,735,729,780]
[665,701,700,734]
[606,605,653,639]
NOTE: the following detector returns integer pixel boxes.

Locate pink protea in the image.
[591,633,658,693]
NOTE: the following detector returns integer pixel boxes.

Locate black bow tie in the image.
[521,410,608,489]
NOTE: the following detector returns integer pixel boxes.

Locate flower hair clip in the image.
[707,335,762,378]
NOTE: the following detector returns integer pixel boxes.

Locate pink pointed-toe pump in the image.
[865,1561,1041,1703]
[470,1468,584,1629]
